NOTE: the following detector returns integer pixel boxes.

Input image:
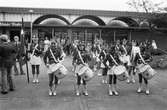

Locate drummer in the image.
[104,44,121,96]
[136,42,152,95]
[75,43,91,96]
[43,40,65,96]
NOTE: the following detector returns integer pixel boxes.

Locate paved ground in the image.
[1,56,167,110]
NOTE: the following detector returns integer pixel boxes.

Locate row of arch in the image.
[33,14,149,28]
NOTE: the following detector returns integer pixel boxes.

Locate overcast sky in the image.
[0,0,166,11]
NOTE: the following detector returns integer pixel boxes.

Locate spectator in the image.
[151,40,157,50]
[0,34,16,94]
[44,37,50,52]
[13,36,25,75]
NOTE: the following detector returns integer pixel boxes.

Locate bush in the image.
[149,55,167,69]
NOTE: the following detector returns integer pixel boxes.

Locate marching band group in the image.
[0,34,157,97]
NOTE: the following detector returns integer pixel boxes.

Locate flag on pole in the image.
[21,17,30,83]
[20,18,25,53]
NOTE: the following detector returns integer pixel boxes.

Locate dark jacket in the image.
[29,43,43,57]
[0,42,17,67]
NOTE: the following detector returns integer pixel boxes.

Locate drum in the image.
[117,72,128,81]
[113,65,126,75]
[142,65,156,80]
[47,63,68,79]
[75,64,86,75]
[136,64,150,74]
[81,67,94,81]
[54,65,68,79]
[111,65,128,81]
[75,64,94,81]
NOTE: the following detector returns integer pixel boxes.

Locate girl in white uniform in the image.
[29,38,43,83]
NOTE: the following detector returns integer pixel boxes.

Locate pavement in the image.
[1,56,167,110]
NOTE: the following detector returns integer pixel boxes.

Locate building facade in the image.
[0,7,167,49]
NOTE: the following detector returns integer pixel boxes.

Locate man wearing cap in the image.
[0,34,16,94]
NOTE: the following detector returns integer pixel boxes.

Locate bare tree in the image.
[127,0,165,13]
[127,0,167,29]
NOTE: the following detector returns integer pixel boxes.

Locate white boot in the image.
[137,83,142,93]
[145,84,150,95]
[112,85,119,96]
[108,85,113,96]
[49,88,53,96]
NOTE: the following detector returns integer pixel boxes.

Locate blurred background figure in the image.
[151,40,157,50]
[44,37,50,53]
[13,36,25,75]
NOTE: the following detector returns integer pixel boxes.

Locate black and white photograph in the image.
[0,0,167,110]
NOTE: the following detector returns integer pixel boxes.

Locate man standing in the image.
[0,34,16,94]
[13,36,25,75]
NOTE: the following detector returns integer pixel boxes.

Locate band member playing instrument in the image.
[75,43,91,96]
[43,40,66,96]
[29,37,43,83]
[136,43,152,95]
[104,45,120,96]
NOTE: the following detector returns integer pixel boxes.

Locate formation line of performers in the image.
[96,40,155,96]
[0,34,156,96]
[30,38,156,96]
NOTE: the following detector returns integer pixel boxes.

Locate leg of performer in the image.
[7,66,15,91]
[48,73,54,96]
[113,74,119,96]
[137,73,143,93]
[108,75,113,96]
[129,66,135,83]
[102,68,108,84]
[83,79,88,96]
[31,65,36,83]
[53,75,58,96]
[125,63,130,83]
[72,58,76,72]
[36,65,40,83]
[73,63,77,76]
[76,73,81,96]
[143,77,149,95]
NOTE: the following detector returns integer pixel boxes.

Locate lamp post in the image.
[29,9,34,43]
